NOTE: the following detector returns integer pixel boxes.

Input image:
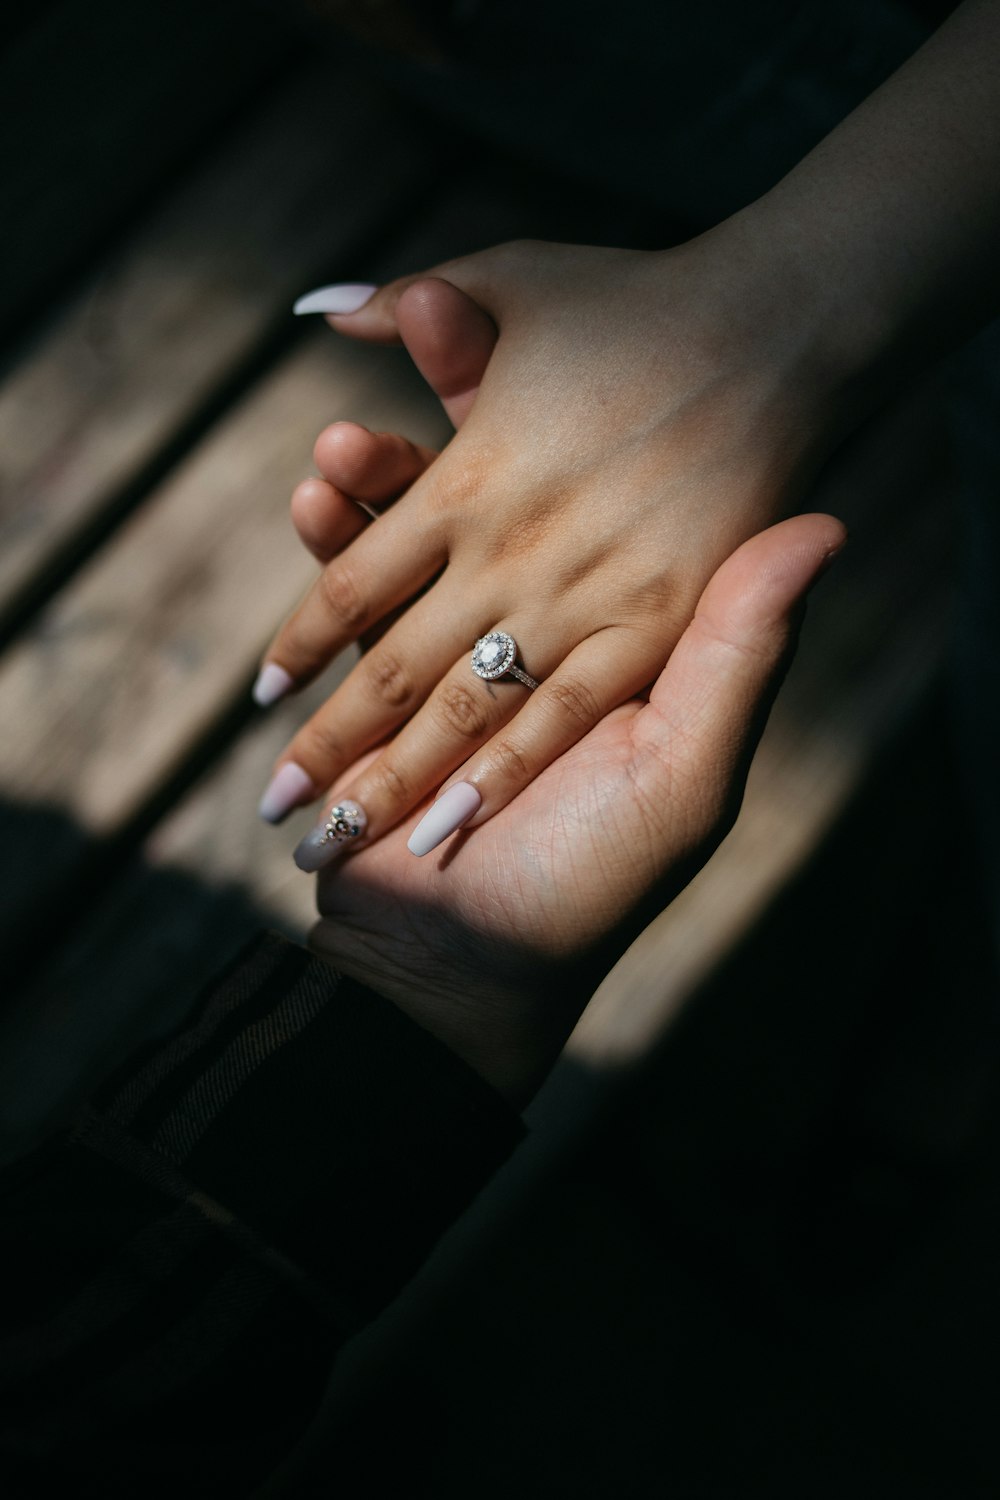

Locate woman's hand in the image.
[257,228,849,861]
[258,1,1000,864]
[308,505,845,1107]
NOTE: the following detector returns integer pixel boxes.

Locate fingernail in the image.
[252,663,295,707]
[293,284,378,316]
[407,783,481,857]
[294,800,368,872]
[258,762,314,824]
[816,539,848,578]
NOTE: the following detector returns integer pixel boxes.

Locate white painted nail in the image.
[407,783,481,857]
[258,762,314,824]
[293,283,378,316]
[252,663,295,707]
[294,800,368,872]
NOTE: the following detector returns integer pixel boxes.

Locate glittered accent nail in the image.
[293,800,367,871]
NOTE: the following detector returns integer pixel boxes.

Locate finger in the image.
[299,274,497,429]
[260,591,479,816]
[405,627,653,855]
[292,426,438,564]
[290,478,368,564]
[287,623,565,867]
[393,279,498,428]
[253,494,446,706]
[631,513,848,857]
[402,513,846,862]
[293,257,498,346]
[312,421,438,505]
[294,241,545,345]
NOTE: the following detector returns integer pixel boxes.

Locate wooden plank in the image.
[0,333,435,939]
[0,65,440,631]
[0,0,301,343]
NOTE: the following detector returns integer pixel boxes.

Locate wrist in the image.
[725,196,900,425]
[634,224,862,497]
[308,919,593,1110]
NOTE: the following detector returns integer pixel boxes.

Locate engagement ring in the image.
[470,631,539,690]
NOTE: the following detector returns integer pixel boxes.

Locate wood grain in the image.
[0,332,438,932]
[0,66,439,626]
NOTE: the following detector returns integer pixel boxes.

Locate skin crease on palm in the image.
[258,0,1000,860]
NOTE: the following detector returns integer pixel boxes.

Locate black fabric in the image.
[0,932,523,1495]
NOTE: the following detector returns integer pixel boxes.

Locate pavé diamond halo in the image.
[470,631,539,690]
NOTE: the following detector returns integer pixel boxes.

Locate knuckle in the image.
[364,650,414,710]
[488,737,532,784]
[435,681,492,742]
[365,757,411,807]
[296,717,347,770]
[546,676,602,730]
[426,456,490,523]
[319,563,368,633]
[691,612,775,667]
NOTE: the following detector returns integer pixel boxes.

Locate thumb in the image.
[294,274,497,429]
[630,513,847,865]
[394,278,497,427]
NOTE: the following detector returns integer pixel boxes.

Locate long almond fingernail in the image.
[258,762,314,824]
[407,783,481,857]
[293,284,378,316]
[252,663,294,707]
[294,800,368,871]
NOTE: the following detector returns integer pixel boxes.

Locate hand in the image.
[256,228,850,863]
[308,506,846,1107]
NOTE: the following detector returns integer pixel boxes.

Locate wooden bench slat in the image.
[0,334,436,836]
[0,66,440,630]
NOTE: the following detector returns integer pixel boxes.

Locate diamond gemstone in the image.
[472,631,516,680]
